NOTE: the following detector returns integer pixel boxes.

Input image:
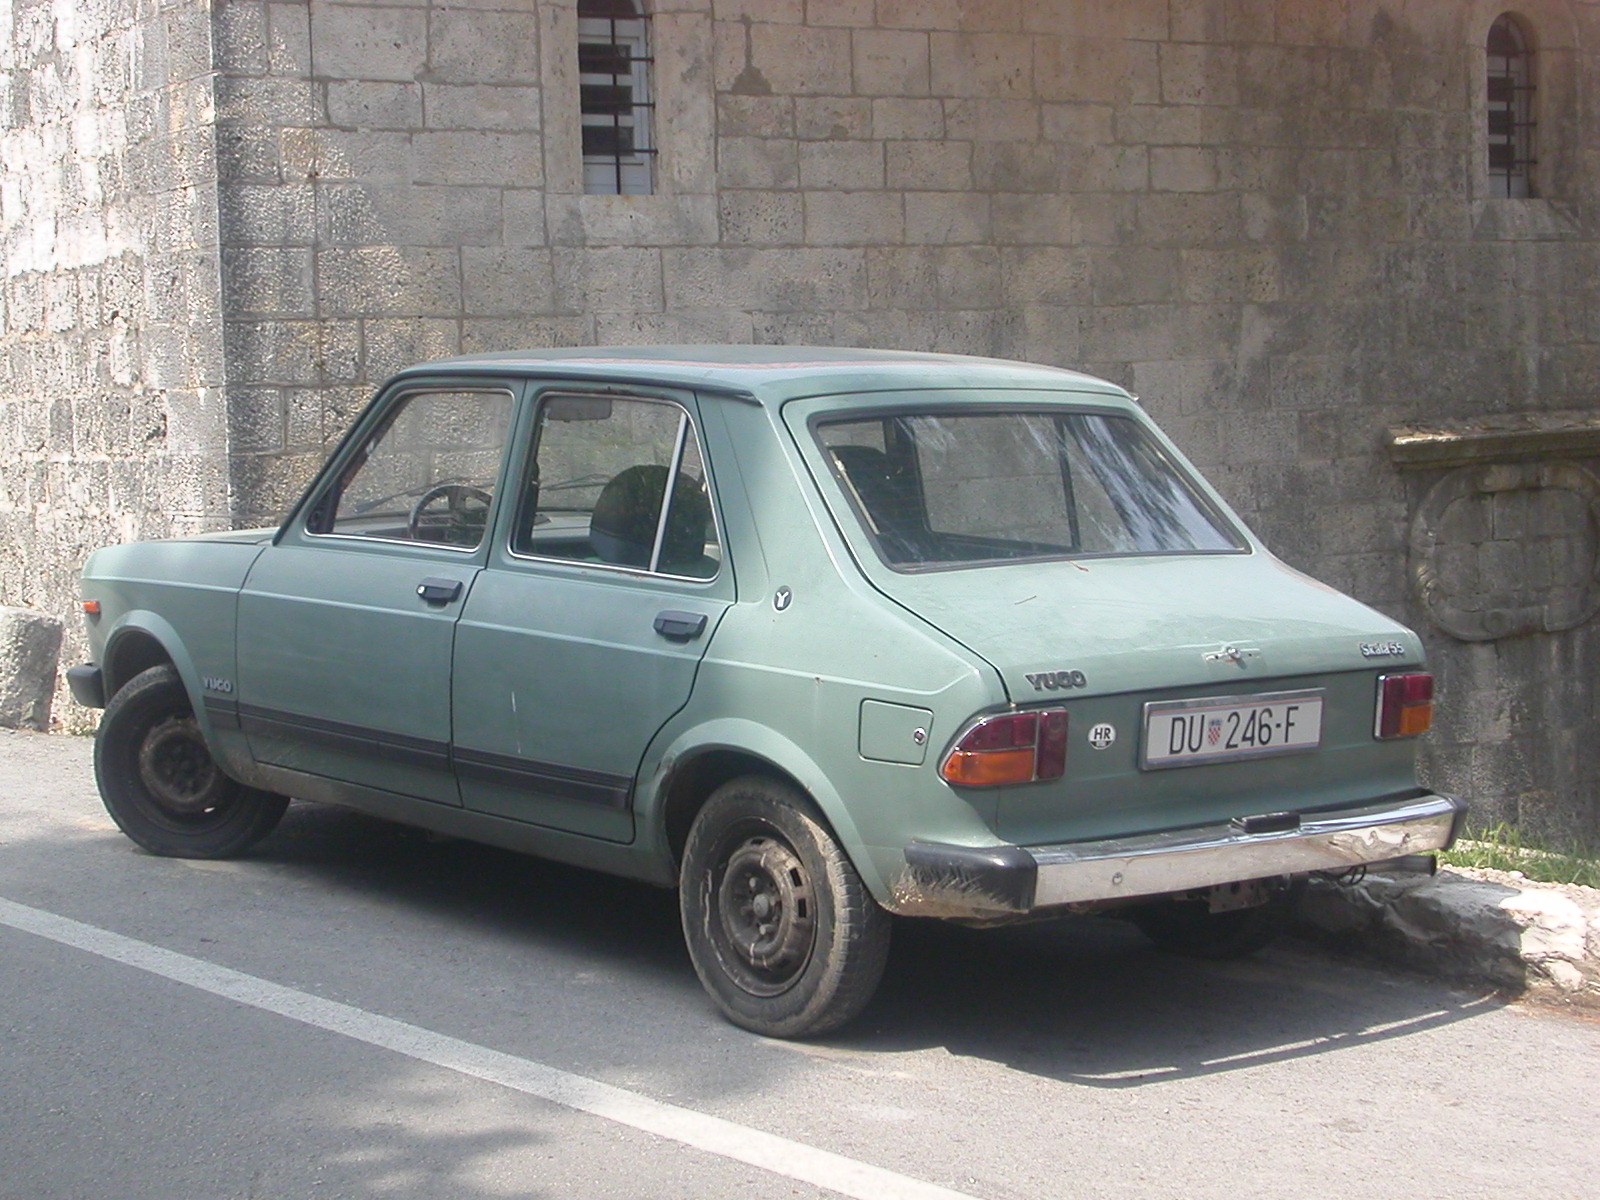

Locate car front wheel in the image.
[679,776,890,1038]
[94,664,289,858]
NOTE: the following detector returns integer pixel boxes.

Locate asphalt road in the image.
[2,728,1596,1200]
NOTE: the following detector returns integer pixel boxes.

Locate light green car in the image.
[70,347,1463,1037]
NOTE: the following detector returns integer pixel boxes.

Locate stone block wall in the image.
[4,0,1599,839]
[1,0,232,730]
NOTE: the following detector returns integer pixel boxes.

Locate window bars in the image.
[577,0,655,195]
[1486,14,1536,198]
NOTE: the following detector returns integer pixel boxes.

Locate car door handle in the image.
[417,577,463,605]
[653,610,707,641]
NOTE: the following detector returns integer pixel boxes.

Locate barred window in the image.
[1487,14,1536,198]
[578,0,655,195]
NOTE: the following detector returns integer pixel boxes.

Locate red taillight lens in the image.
[940,710,1068,787]
[1036,710,1069,777]
[1376,672,1433,739]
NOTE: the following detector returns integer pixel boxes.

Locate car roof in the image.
[388,345,1132,407]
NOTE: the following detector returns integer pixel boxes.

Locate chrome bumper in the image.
[1029,792,1463,907]
[895,792,1465,918]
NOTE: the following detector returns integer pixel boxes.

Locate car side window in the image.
[513,395,719,580]
[308,388,515,549]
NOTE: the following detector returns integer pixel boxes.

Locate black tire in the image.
[679,776,891,1038]
[94,665,289,858]
[1128,885,1296,960]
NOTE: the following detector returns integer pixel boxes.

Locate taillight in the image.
[1375,672,1433,738]
[940,709,1068,787]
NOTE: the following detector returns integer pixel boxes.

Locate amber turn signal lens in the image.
[941,746,1036,787]
[80,600,101,615]
[940,709,1069,787]
[1394,702,1433,737]
[1375,672,1433,739]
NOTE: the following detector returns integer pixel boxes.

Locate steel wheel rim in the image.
[136,715,233,824]
[709,829,816,997]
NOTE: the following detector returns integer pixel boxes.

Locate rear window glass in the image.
[814,410,1243,569]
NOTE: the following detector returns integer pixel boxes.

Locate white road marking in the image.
[0,896,982,1200]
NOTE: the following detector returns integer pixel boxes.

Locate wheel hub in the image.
[716,834,815,982]
[137,716,229,816]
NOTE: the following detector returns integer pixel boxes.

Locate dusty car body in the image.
[71,346,1463,1036]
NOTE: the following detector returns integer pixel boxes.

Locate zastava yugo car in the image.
[70,346,1464,1037]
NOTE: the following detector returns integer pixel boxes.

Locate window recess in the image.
[578,0,655,195]
[1486,14,1537,198]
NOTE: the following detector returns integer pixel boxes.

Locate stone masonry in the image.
[3,0,1599,842]
[1,0,233,695]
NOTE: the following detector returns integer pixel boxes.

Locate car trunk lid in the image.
[870,552,1421,702]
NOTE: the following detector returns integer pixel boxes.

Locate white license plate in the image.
[1141,689,1324,770]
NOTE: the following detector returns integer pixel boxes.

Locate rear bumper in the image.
[892,791,1466,919]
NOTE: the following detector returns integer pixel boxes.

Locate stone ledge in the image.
[1386,410,1600,469]
[1296,866,1600,1002]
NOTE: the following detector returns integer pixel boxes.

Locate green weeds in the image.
[1441,823,1600,889]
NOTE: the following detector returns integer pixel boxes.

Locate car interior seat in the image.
[590,465,712,575]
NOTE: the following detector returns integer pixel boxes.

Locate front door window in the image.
[310,388,515,549]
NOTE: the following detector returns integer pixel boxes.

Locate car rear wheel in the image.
[679,776,890,1038]
[1128,885,1296,960]
[94,665,289,858]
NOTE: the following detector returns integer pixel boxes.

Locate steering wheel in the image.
[407,484,494,545]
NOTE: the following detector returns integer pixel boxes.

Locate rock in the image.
[1545,960,1586,992]
[1296,866,1600,1002]
[0,607,64,731]
[1500,888,1589,964]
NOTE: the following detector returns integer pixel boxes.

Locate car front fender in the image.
[100,612,214,737]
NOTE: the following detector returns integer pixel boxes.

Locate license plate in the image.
[1141,689,1324,770]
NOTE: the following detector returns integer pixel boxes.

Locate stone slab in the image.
[1296,865,1600,1003]
[0,608,65,731]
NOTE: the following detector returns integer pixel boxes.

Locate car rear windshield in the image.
[813,408,1245,569]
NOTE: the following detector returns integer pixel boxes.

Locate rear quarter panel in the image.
[636,397,1008,899]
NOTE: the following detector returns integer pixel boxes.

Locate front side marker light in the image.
[80,600,101,616]
[940,709,1069,787]
[1375,672,1433,739]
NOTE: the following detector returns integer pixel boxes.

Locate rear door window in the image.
[512,394,720,580]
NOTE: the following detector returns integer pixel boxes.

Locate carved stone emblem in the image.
[1409,462,1600,641]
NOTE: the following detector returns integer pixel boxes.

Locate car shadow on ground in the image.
[847,915,1504,1087]
[250,802,1505,1089]
[255,801,694,981]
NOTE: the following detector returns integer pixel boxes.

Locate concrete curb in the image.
[1295,865,1600,1002]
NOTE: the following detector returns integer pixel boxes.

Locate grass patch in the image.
[1441,823,1600,889]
